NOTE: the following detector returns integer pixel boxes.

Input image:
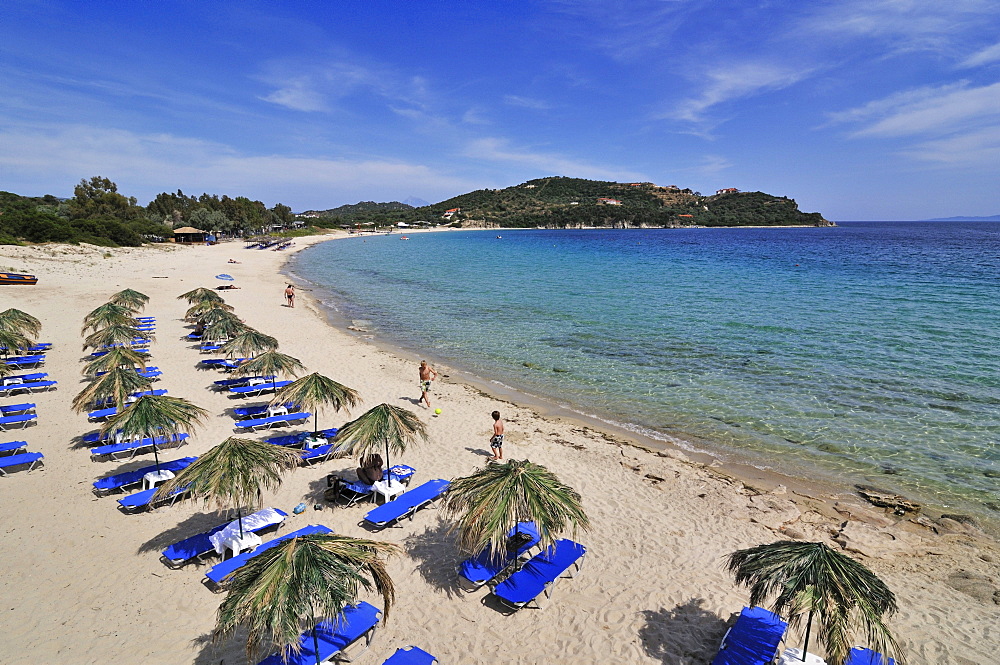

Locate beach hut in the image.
[172,227,208,244]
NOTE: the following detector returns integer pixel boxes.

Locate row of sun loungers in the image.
[0,439,44,476]
[94,367,161,380]
[213,374,275,389]
[161,507,287,568]
[233,411,311,432]
[232,402,299,419]
[90,433,189,461]
[201,357,246,370]
[264,427,339,447]
[91,389,168,409]
[0,373,57,395]
[458,522,540,589]
[229,380,293,397]
[92,457,198,495]
[206,523,332,587]
[3,354,45,368]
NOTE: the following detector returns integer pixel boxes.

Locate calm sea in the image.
[288,223,1000,518]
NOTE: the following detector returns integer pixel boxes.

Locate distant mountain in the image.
[923,214,1000,222]
[402,196,430,208]
[300,200,413,220]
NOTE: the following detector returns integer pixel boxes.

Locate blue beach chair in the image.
[491,539,586,611]
[266,427,339,448]
[228,380,293,397]
[257,601,382,665]
[213,374,275,389]
[362,479,450,529]
[381,646,438,665]
[0,451,44,476]
[233,411,311,432]
[300,442,350,465]
[205,524,332,587]
[0,414,37,431]
[710,606,788,665]
[0,403,35,416]
[0,441,28,456]
[92,457,197,496]
[117,483,191,513]
[845,646,896,665]
[161,507,288,567]
[459,521,541,589]
[232,402,300,420]
[90,433,189,461]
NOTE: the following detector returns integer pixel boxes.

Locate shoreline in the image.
[285,232,998,536]
[0,237,997,664]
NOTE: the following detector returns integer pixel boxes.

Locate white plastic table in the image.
[142,468,175,490]
[223,531,262,558]
[778,648,827,665]
[373,479,405,504]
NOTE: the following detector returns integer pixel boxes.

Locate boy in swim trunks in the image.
[418,360,437,408]
[489,410,504,461]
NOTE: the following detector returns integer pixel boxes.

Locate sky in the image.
[2,1,999,220]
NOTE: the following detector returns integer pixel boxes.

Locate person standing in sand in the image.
[284,284,295,308]
[489,410,504,461]
[418,360,437,408]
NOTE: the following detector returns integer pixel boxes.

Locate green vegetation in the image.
[307,177,829,229]
[1,176,301,247]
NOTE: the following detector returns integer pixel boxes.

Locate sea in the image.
[288,222,1000,521]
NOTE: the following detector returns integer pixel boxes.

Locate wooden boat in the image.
[0,272,37,285]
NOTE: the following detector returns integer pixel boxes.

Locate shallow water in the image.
[289,223,1000,517]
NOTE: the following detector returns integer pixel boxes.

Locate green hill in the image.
[313,177,830,228]
[301,200,414,221]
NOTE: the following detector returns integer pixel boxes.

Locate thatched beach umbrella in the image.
[83,322,149,351]
[334,404,426,482]
[72,365,153,413]
[271,372,361,437]
[725,540,902,665]
[0,329,30,358]
[215,533,399,665]
[84,346,148,376]
[443,458,590,561]
[82,302,136,333]
[178,287,224,305]
[221,328,278,359]
[154,436,300,538]
[231,349,305,393]
[0,308,42,340]
[108,288,149,311]
[203,316,246,344]
[186,300,235,321]
[101,394,208,473]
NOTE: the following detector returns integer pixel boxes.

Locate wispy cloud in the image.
[828,81,1000,138]
[503,95,552,110]
[261,77,329,112]
[663,63,812,125]
[960,41,1000,68]
[463,137,644,181]
[903,126,1000,165]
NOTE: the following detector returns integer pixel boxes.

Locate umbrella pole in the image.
[152,442,161,475]
[800,609,813,661]
[385,441,391,483]
[237,506,244,539]
[312,623,322,665]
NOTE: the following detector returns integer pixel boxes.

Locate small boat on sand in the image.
[0,273,38,285]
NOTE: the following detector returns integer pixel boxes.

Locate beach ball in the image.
[434,408,442,415]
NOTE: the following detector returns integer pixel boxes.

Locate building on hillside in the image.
[716,188,740,195]
[442,207,461,219]
[597,198,622,205]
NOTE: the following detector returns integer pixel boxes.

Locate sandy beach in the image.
[1,236,998,665]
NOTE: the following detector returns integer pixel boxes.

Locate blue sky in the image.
[2,1,999,220]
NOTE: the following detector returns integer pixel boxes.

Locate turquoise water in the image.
[289,223,1000,517]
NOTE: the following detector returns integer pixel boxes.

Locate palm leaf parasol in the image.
[187,300,235,321]
[83,322,149,351]
[334,404,426,481]
[221,328,278,359]
[178,287,225,304]
[0,308,42,340]
[443,458,590,561]
[203,316,247,344]
[0,359,12,379]
[271,372,361,437]
[82,302,136,333]
[232,349,305,393]
[100,394,208,474]
[84,346,148,376]
[72,366,154,412]
[108,288,149,311]
[725,540,902,665]
[215,533,399,665]
[154,437,300,538]
[0,328,30,358]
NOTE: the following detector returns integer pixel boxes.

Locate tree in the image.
[70,176,141,221]
[443,459,589,561]
[725,540,902,665]
[215,533,399,665]
[271,372,361,437]
[333,404,426,481]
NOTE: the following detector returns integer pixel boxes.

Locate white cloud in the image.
[463,137,645,181]
[665,63,812,124]
[960,41,1000,68]
[503,95,552,110]
[903,126,1000,165]
[260,77,329,112]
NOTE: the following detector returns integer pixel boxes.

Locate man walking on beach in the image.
[284,284,295,308]
[418,360,437,408]
[489,410,504,461]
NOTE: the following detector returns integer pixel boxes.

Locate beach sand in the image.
[1,237,998,665]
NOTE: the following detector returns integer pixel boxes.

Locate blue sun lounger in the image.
[161,507,288,567]
[92,457,197,496]
[0,414,37,430]
[0,441,28,456]
[23,380,57,392]
[258,601,382,665]
[213,374,275,389]
[92,389,167,409]
[0,452,44,476]
[381,646,438,665]
[229,380,293,397]
[234,411,311,432]
[90,433,189,461]
[363,479,450,529]
[845,647,895,665]
[5,355,45,368]
[459,521,540,589]
[491,539,586,611]
[117,483,191,513]
[0,403,35,416]
[710,606,788,665]
[4,372,47,383]
[299,443,342,465]
[232,402,300,419]
[265,427,339,448]
[205,524,333,587]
